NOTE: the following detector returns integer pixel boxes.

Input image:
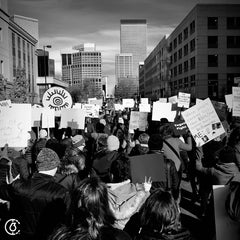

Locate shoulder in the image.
[100,226,131,240]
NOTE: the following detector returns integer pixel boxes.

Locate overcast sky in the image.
[8,0,240,78]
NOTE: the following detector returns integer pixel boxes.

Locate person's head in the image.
[36,148,60,175]
[65,127,72,138]
[107,135,120,152]
[138,133,150,147]
[159,124,174,139]
[228,126,240,148]
[95,122,105,133]
[148,134,163,152]
[69,177,115,239]
[39,129,48,139]
[139,189,180,234]
[96,135,108,152]
[72,135,86,151]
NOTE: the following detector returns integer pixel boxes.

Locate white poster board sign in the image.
[159,98,167,103]
[31,107,43,127]
[60,108,85,129]
[139,112,148,131]
[225,94,233,110]
[213,185,240,240]
[0,99,11,108]
[141,98,148,104]
[152,102,176,122]
[129,111,140,130]
[88,97,97,103]
[178,92,191,108]
[89,99,103,107]
[114,104,125,111]
[168,95,178,104]
[72,103,82,109]
[232,87,240,117]
[139,103,151,113]
[196,98,203,105]
[181,98,225,147]
[42,108,55,128]
[42,87,73,111]
[122,99,134,108]
[0,104,31,147]
[82,104,99,118]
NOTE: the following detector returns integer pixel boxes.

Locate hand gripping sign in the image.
[42,87,73,111]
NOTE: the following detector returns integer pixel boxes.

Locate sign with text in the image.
[114,103,125,111]
[139,103,151,112]
[0,99,11,108]
[42,108,55,128]
[177,92,191,108]
[138,112,148,131]
[181,98,225,147]
[129,111,148,131]
[60,108,85,129]
[42,87,73,111]
[82,104,99,118]
[122,98,134,108]
[232,87,240,117]
[171,120,188,136]
[159,98,167,103]
[89,99,103,107]
[152,102,176,122]
[196,98,203,105]
[168,95,178,104]
[0,104,31,147]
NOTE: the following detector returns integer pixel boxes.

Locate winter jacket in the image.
[129,144,149,156]
[107,179,150,229]
[0,173,70,240]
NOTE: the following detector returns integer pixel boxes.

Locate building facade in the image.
[0,0,38,102]
[62,43,102,96]
[115,53,133,82]
[141,4,240,101]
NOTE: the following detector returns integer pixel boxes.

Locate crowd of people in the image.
[0,106,240,240]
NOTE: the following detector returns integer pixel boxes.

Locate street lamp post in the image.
[43,45,52,91]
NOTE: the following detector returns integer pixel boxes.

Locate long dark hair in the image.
[228,126,240,148]
[139,189,180,234]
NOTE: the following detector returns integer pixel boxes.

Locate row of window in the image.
[208,54,240,67]
[172,57,196,77]
[208,36,240,48]
[208,17,240,29]
[170,75,196,89]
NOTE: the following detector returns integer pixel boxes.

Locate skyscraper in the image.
[120,19,147,78]
[115,53,133,82]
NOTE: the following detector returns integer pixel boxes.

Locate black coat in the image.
[0,172,70,240]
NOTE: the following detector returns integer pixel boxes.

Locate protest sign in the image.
[196,98,203,105]
[42,108,55,128]
[129,111,140,130]
[122,98,134,108]
[31,107,43,127]
[139,103,151,113]
[72,103,82,109]
[114,103,125,111]
[225,94,233,110]
[82,104,99,118]
[60,108,85,129]
[141,98,148,104]
[168,95,178,104]
[171,120,188,136]
[211,100,227,120]
[139,112,148,131]
[88,97,97,103]
[0,104,31,147]
[181,98,225,147]
[159,98,167,103]
[0,99,11,108]
[152,102,176,122]
[130,153,166,184]
[177,92,191,108]
[89,99,103,107]
[42,87,72,112]
[232,87,240,117]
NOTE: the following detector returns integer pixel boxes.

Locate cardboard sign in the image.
[0,104,31,147]
[159,98,167,103]
[122,99,134,108]
[141,98,148,104]
[181,98,225,147]
[130,153,166,184]
[232,87,240,117]
[82,104,99,118]
[152,102,176,122]
[213,185,240,240]
[225,94,233,110]
[168,95,178,104]
[42,87,73,111]
[171,120,188,136]
[139,103,151,113]
[177,92,191,108]
[0,99,11,108]
[60,108,85,129]
[31,107,43,127]
[42,108,55,128]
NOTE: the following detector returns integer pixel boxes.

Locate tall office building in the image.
[62,43,102,94]
[115,53,133,82]
[120,19,147,78]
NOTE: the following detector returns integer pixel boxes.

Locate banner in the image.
[232,87,240,117]
[177,92,191,108]
[152,102,176,122]
[122,98,134,108]
[0,104,31,147]
[181,98,225,147]
[42,108,55,128]
[82,104,99,118]
[60,108,85,129]
[139,103,151,113]
[42,87,73,112]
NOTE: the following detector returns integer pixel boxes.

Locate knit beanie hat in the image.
[148,134,163,151]
[107,135,120,151]
[39,129,48,139]
[72,135,85,148]
[36,148,60,171]
[138,133,150,145]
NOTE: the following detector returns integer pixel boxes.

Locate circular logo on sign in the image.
[4,219,20,236]
[42,87,73,111]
